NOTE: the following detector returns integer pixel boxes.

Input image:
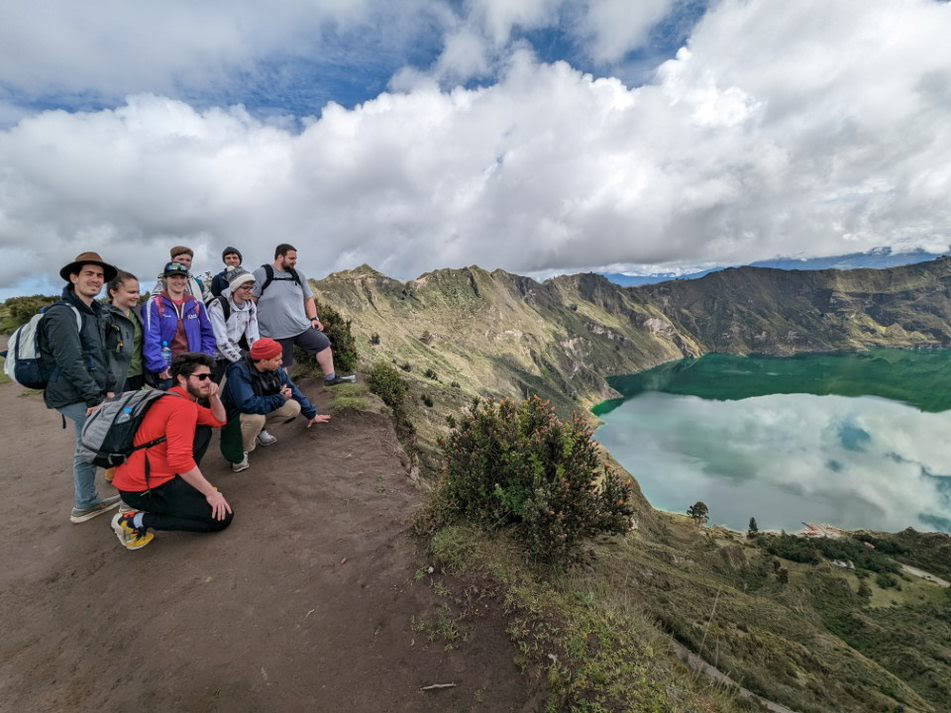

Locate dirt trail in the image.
[0,380,536,713]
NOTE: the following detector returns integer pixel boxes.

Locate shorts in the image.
[278,328,332,367]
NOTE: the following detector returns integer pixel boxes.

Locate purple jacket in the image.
[142,292,217,374]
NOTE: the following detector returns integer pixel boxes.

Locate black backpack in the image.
[259,264,302,295]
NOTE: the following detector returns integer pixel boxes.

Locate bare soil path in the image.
[0,380,536,713]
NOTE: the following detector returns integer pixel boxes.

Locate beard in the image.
[185,381,207,399]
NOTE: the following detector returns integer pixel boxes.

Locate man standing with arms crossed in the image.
[252,244,355,386]
[41,252,120,522]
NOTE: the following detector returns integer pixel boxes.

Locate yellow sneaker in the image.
[111,512,155,551]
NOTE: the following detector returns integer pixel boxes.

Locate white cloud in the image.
[595,392,951,532]
[1,0,950,291]
[0,0,429,101]
[580,0,678,63]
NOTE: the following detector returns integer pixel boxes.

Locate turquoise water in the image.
[594,351,951,533]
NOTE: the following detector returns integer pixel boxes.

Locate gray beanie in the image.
[224,268,254,296]
[222,246,242,263]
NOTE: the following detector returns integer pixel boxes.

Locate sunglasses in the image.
[190,372,213,381]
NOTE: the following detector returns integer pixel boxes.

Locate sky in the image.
[1,0,950,296]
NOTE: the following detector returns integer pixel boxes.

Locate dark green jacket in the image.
[39,286,115,409]
[104,303,143,393]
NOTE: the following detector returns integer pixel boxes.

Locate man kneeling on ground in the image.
[111,353,233,550]
[223,338,330,473]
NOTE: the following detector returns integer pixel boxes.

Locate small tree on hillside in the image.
[687,501,709,527]
[748,517,759,538]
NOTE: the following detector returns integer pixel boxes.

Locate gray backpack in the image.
[79,388,173,468]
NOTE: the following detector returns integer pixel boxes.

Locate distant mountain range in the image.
[314,257,951,423]
[603,248,944,287]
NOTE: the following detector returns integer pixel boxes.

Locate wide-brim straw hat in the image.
[59,251,118,282]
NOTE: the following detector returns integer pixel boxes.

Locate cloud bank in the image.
[1,0,949,290]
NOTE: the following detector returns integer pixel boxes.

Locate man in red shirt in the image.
[111,352,233,550]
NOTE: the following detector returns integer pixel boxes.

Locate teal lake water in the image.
[593,350,951,533]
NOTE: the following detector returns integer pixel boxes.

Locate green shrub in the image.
[424,367,438,380]
[1,295,60,333]
[431,396,634,566]
[421,394,434,407]
[369,332,380,345]
[316,300,358,372]
[367,362,408,411]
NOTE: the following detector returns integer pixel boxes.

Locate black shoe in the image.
[324,374,357,386]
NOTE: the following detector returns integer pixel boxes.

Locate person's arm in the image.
[44,305,103,407]
[283,372,319,420]
[226,364,285,415]
[208,299,242,363]
[141,298,167,376]
[246,304,260,347]
[203,380,227,424]
[196,302,218,357]
[250,267,265,300]
[178,466,231,520]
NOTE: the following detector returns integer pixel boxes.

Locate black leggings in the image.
[119,477,234,533]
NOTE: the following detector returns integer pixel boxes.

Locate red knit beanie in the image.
[250,338,282,361]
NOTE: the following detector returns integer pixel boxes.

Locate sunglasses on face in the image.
[190,372,213,381]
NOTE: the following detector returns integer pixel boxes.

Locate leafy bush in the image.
[430,396,634,566]
[315,300,358,372]
[424,367,438,380]
[421,394,434,408]
[1,295,60,333]
[367,362,408,411]
[369,332,380,345]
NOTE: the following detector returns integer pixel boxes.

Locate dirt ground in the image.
[0,378,539,713]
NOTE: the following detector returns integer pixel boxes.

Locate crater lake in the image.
[593,350,951,533]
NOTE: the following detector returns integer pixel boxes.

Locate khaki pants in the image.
[239,399,301,453]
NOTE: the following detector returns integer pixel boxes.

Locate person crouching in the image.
[110,353,233,550]
[223,338,330,473]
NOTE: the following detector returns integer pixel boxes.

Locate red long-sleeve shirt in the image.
[113,386,226,493]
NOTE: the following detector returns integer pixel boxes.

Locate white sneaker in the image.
[232,452,250,472]
[256,430,278,447]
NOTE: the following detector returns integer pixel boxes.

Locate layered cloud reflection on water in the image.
[594,392,951,533]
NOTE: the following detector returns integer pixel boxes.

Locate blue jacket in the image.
[223,355,317,421]
[142,292,216,374]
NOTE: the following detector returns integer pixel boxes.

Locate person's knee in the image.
[209,510,234,532]
[241,413,266,430]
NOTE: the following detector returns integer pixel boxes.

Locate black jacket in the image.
[39,286,115,409]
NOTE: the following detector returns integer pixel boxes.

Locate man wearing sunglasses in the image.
[110,353,233,551]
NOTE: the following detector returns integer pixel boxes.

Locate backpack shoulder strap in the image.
[217,295,231,322]
[288,267,302,288]
[260,264,275,294]
[45,301,83,332]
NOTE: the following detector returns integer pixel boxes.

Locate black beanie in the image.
[222,246,242,263]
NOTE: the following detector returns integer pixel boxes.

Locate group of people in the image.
[39,244,354,551]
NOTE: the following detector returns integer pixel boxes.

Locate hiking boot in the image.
[70,495,121,523]
[232,452,250,473]
[111,512,154,551]
[256,430,278,447]
[324,374,357,386]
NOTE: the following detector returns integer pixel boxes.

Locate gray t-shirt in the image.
[251,265,313,339]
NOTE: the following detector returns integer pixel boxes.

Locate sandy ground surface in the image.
[0,379,539,713]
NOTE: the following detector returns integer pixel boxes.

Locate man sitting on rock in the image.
[223,337,330,472]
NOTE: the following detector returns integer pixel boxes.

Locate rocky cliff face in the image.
[314,258,951,413]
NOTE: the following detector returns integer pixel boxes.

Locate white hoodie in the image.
[207,289,260,363]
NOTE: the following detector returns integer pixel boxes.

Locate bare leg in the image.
[316,346,335,377]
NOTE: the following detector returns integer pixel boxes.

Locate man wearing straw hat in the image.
[40,252,122,523]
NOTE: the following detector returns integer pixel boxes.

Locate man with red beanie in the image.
[222,337,329,472]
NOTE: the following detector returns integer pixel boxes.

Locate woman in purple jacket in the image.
[143,262,217,389]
